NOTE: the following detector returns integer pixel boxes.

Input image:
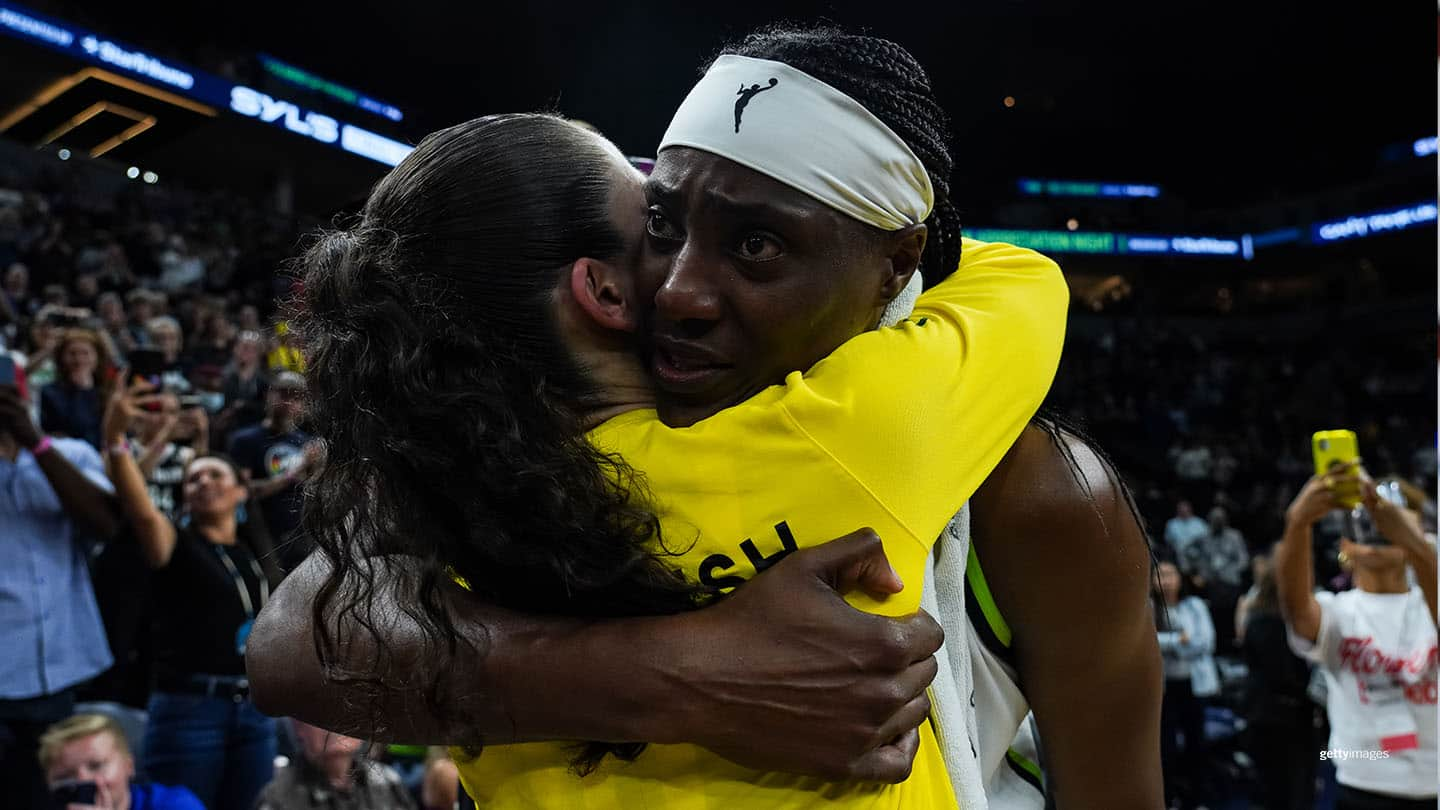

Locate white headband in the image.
[658,55,934,231]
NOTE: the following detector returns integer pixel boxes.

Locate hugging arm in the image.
[248,528,943,783]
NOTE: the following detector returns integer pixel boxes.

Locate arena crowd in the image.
[0,118,1433,810]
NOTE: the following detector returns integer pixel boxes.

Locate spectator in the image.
[40,327,112,449]
[218,329,268,433]
[102,380,280,810]
[1202,506,1249,588]
[0,385,119,806]
[1240,550,1319,810]
[1275,468,1437,809]
[4,261,29,314]
[186,305,235,371]
[125,290,158,342]
[1164,499,1209,562]
[39,713,204,810]
[1211,444,1240,490]
[144,316,191,393]
[1155,559,1220,809]
[97,292,139,358]
[26,219,73,283]
[1171,437,1214,483]
[1234,552,1271,644]
[265,320,305,374]
[23,305,61,391]
[227,371,317,569]
[42,282,69,308]
[73,272,101,311]
[129,393,205,521]
[156,235,205,292]
[1180,505,1251,650]
[237,304,263,333]
[254,721,415,810]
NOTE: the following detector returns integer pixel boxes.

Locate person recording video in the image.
[40,713,202,810]
[1274,463,1438,810]
[102,377,282,810]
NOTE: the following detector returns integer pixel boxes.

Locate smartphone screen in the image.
[128,348,166,380]
[50,780,98,806]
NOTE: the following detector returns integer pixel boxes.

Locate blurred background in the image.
[0,1,1433,808]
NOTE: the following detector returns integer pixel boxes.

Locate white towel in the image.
[880,275,988,809]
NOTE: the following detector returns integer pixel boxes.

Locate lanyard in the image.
[211,543,268,619]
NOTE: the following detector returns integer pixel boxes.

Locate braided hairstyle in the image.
[712,24,963,280]
[290,114,706,772]
[717,26,1160,607]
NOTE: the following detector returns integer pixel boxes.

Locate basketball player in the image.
[252,24,1161,809]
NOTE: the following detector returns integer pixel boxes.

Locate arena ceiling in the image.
[15,0,1437,211]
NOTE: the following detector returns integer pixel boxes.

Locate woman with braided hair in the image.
[708,25,966,287]
[271,96,1068,810]
[251,23,1160,809]
[672,25,1165,808]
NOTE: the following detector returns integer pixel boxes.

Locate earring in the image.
[1337,550,1351,570]
[178,511,191,529]
[235,503,248,524]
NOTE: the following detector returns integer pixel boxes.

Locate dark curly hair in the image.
[289,114,706,772]
[711,24,964,281]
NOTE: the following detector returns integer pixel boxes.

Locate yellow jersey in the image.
[457,239,1069,809]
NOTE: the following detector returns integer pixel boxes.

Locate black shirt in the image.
[40,382,103,449]
[152,527,266,679]
[1241,611,1315,727]
[142,443,192,521]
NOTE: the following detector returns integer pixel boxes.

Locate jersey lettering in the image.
[696,521,799,590]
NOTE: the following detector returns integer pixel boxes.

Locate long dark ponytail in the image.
[290,114,705,771]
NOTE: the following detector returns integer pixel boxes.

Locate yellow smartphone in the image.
[1312,429,1361,508]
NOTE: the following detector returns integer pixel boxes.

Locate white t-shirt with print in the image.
[1289,587,1438,798]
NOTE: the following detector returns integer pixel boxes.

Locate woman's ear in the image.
[569,258,638,333]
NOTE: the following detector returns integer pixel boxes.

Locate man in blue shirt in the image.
[41,712,203,810]
[0,385,121,806]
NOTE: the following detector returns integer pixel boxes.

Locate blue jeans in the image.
[142,690,276,810]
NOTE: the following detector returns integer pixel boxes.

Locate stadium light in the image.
[125,166,139,179]
[56,147,69,159]
[142,170,157,184]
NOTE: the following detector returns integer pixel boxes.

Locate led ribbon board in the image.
[1018,179,1161,199]
[1311,202,1438,244]
[967,228,1245,259]
[0,0,413,166]
[259,54,403,122]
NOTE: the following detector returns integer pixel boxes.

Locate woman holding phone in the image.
[1274,464,1438,810]
[101,377,281,810]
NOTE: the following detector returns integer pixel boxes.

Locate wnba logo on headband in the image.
[660,54,934,231]
[734,77,778,132]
